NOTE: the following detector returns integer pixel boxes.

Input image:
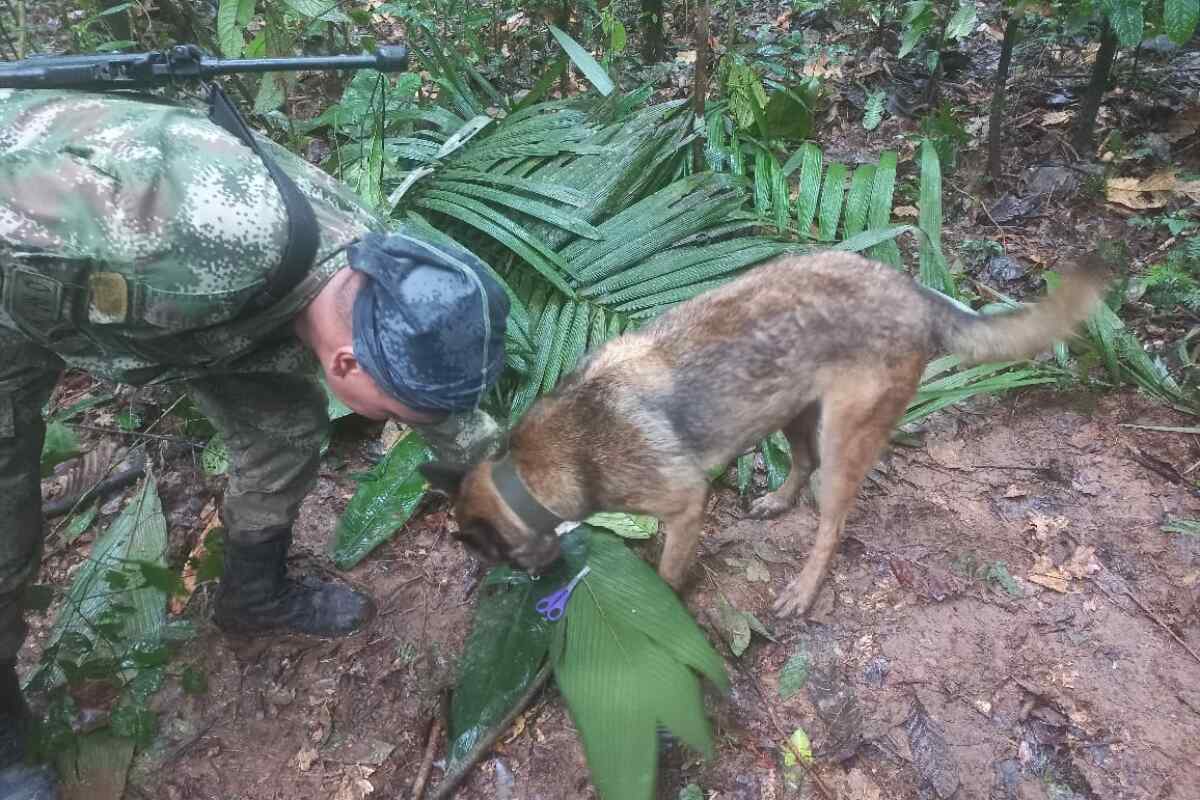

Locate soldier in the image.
[0,88,509,798]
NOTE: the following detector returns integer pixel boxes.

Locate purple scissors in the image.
[535,566,591,622]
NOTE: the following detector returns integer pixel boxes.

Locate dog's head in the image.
[419,460,562,573]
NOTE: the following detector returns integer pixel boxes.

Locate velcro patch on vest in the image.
[88,272,130,324]
[9,268,63,328]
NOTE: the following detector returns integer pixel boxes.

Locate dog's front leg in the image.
[656,488,710,592]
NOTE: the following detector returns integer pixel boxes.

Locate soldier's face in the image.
[324,349,442,425]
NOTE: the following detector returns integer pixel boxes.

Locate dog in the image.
[420,251,1107,617]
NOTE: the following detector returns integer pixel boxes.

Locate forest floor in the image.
[16,1,1200,798]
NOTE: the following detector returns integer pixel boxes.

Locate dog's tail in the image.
[925,265,1109,366]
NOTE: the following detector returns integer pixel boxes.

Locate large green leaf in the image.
[217,0,255,57]
[945,2,978,39]
[1165,0,1200,44]
[918,139,953,296]
[1102,0,1145,47]
[552,529,727,800]
[32,472,169,690]
[40,421,80,479]
[331,431,434,569]
[446,554,579,769]
[549,25,615,97]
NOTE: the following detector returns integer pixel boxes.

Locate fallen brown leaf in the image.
[1028,555,1069,593]
[1042,110,1072,126]
[170,500,221,616]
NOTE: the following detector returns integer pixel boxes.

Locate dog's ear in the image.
[418,462,468,496]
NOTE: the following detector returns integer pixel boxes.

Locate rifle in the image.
[0,43,409,89]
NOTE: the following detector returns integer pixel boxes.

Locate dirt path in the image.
[123,386,1200,800]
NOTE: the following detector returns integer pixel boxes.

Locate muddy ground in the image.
[30,385,1194,800]
[14,2,1200,799]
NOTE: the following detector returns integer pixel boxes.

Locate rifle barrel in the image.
[203,47,408,75]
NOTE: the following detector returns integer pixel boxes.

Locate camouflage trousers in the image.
[0,324,503,662]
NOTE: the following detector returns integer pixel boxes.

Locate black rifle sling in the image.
[206,84,319,307]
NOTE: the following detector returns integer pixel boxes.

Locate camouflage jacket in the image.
[0,88,386,385]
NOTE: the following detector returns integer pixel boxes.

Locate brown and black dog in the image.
[420,251,1107,617]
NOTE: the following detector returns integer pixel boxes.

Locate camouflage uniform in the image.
[0,89,498,661]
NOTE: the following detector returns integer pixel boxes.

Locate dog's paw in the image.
[747,493,795,520]
[773,575,820,618]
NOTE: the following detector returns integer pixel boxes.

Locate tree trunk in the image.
[987,13,1020,183]
[641,0,665,63]
[1071,18,1119,155]
[692,2,712,172]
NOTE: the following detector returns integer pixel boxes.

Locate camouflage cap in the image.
[347,230,509,413]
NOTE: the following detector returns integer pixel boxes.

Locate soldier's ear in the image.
[419,462,468,497]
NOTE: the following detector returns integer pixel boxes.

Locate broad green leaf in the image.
[584,513,659,539]
[867,150,901,266]
[1163,518,1200,537]
[549,24,614,96]
[762,432,791,492]
[899,5,932,58]
[817,163,847,242]
[778,647,811,699]
[945,2,978,39]
[64,504,99,544]
[833,224,914,254]
[40,421,80,479]
[863,90,885,131]
[1103,0,1145,47]
[552,529,726,800]
[843,164,877,238]
[1165,0,1199,44]
[280,0,350,20]
[764,88,814,141]
[754,148,773,220]
[717,597,752,656]
[447,554,577,770]
[794,143,823,235]
[331,431,434,569]
[201,435,228,476]
[32,473,169,691]
[217,0,255,57]
[918,140,953,296]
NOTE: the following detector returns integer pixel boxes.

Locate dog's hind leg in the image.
[655,481,712,592]
[748,401,821,519]
[773,367,919,618]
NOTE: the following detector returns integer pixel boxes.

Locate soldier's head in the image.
[307,230,509,425]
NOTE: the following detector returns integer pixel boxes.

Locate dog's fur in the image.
[421,251,1108,617]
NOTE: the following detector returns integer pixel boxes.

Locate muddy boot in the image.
[0,663,58,800]
[212,528,375,638]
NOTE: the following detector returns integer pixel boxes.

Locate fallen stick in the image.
[411,698,445,800]
[429,663,553,800]
[43,462,146,518]
[1094,578,1200,667]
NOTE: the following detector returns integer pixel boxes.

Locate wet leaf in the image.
[181,666,208,696]
[783,727,813,766]
[678,784,703,800]
[40,421,80,478]
[552,529,727,800]
[905,698,960,799]
[548,24,613,96]
[1163,517,1200,537]
[778,648,811,700]
[64,503,99,544]
[717,598,752,656]
[584,512,659,539]
[986,561,1023,597]
[34,473,169,691]
[332,431,434,569]
[447,545,579,769]
[201,435,228,476]
[806,659,862,762]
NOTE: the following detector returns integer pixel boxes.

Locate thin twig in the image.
[429,663,553,800]
[1093,577,1200,667]
[411,694,448,800]
[67,423,205,446]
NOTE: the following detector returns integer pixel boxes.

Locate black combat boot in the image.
[212,528,375,637]
[0,663,58,800]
